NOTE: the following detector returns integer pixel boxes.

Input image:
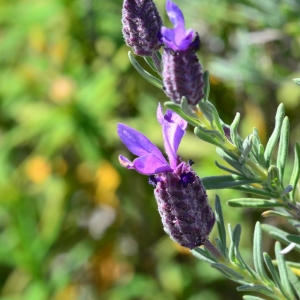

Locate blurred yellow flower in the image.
[25,156,52,184]
[95,162,120,207]
[49,76,75,104]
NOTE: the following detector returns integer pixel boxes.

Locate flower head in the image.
[160,0,204,106]
[118,104,215,249]
[122,0,163,56]
[118,103,187,174]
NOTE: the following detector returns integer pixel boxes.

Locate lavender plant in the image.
[118,0,300,299]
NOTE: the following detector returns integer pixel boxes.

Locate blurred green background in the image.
[0,0,299,299]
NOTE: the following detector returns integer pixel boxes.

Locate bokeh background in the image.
[0,0,299,299]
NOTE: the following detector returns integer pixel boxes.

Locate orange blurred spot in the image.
[209,74,221,85]
[25,156,52,184]
[49,77,74,104]
[95,162,120,207]
[90,245,133,292]
[174,242,192,255]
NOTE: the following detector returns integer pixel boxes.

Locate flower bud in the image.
[153,161,215,249]
[122,0,163,56]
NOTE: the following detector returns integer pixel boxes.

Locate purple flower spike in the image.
[161,0,195,51]
[117,104,215,249]
[122,0,163,56]
[160,0,204,106]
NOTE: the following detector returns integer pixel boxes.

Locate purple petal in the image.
[119,155,134,169]
[161,0,195,51]
[117,123,172,175]
[166,0,185,29]
[133,154,172,175]
[157,103,187,169]
[118,123,164,158]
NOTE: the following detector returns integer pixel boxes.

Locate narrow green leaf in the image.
[263,253,286,295]
[232,224,242,263]
[267,165,280,192]
[243,296,265,300]
[237,284,273,295]
[231,225,241,260]
[215,196,227,258]
[216,147,244,175]
[215,160,244,176]
[275,242,294,298]
[143,56,157,73]
[252,127,262,145]
[284,261,300,269]
[128,52,163,89]
[230,113,241,148]
[227,199,283,208]
[231,186,279,198]
[285,263,300,299]
[211,263,245,280]
[191,247,217,264]
[194,126,224,147]
[235,247,257,281]
[198,100,224,134]
[202,175,260,190]
[164,101,201,127]
[290,142,300,202]
[203,70,210,101]
[261,210,293,220]
[227,225,257,280]
[264,103,285,167]
[214,238,223,254]
[251,128,266,167]
[253,222,271,283]
[240,134,253,163]
[276,117,290,181]
[258,144,266,168]
[261,224,300,253]
[286,234,300,245]
[228,224,236,263]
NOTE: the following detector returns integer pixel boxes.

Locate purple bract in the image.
[118,103,187,175]
[160,0,196,51]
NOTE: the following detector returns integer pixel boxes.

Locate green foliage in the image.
[192,197,300,300]
[0,0,300,299]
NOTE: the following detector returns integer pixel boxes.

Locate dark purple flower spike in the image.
[118,104,215,249]
[161,0,204,106]
[122,0,163,57]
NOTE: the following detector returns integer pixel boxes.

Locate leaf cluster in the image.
[192,197,300,300]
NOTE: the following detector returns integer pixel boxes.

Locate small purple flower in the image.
[160,0,204,106]
[122,0,163,56]
[118,104,215,249]
[118,103,186,174]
